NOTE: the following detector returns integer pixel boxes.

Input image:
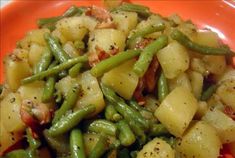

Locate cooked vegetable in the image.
[157,71,169,102]
[88,119,117,136]
[133,35,168,77]
[70,129,86,158]
[88,135,108,158]
[21,55,88,84]
[117,120,136,146]
[33,48,52,74]
[69,63,83,77]
[201,84,217,101]
[105,104,122,122]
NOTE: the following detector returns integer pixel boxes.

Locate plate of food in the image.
[1,0,235,157]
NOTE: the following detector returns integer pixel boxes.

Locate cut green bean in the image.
[158,71,169,102]
[88,135,108,158]
[101,83,149,130]
[69,63,83,77]
[52,83,81,124]
[74,40,85,50]
[90,50,141,77]
[26,128,41,150]
[127,23,165,47]
[117,120,136,146]
[111,3,151,17]
[133,35,168,77]
[201,84,217,101]
[129,100,142,111]
[105,104,122,122]
[149,124,169,137]
[42,77,56,103]
[171,29,235,56]
[5,149,29,158]
[48,105,95,136]
[88,119,117,136]
[70,129,86,158]
[44,33,70,63]
[21,55,88,84]
[33,48,53,74]
[129,121,146,145]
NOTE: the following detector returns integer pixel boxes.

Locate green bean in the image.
[90,50,141,77]
[117,148,130,158]
[70,129,86,158]
[129,121,146,145]
[101,83,149,130]
[88,134,108,158]
[44,33,70,63]
[69,63,83,77]
[133,35,168,77]
[37,6,84,28]
[201,84,217,101]
[117,120,136,146]
[129,100,142,111]
[149,124,169,137]
[74,40,85,50]
[48,105,95,136]
[158,71,169,102]
[42,77,56,103]
[5,149,29,158]
[43,130,70,154]
[127,23,165,47]
[171,29,235,56]
[88,119,117,136]
[33,48,53,74]
[159,136,176,148]
[26,128,41,150]
[52,84,81,124]
[130,151,138,158]
[105,104,122,122]
[21,55,88,84]
[111,3,151,17]
[58,70,68,78]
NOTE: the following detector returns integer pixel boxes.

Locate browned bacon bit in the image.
[135,38,154,49]
[96,19,117,29]
[144,56,159,93]
[224,106,235,120]
[133,78,146,105]
[20,100,51,130]
[86,5,112,22]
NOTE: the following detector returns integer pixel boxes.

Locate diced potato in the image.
[0,92,25,132]
[145,95,159,113]
[216,79,235,110]
[168,73,192,92]
[137,138,175,158]
[155,86,198,137]
[75,71,105,116]
[195,101,208,119]
[51,29,67,44]
[4,55,32,91]
[157,41,190,79]
[102,59,139,100]
[202,108,235,143]
[218,66,235,83]
[188,70,203,99]
[176,121,221,158]
[194,30,220,47]
[136,14,165,30]
[168,14,182,25]
[103,0,122,9]
[203,55,226,75]
[63,41,80,58]
[177,21,196,39]
[0,123,23,156]
[83,133,100,156]
[111,11,138,35]
[190,58,207,75]
[12,48,29,61]
[56,16,97,43]
[55,76,78,96]
[28,43,47,67]
[88,28,126,53]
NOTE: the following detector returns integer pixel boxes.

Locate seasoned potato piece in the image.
[202,108,235,143]
[111,11,138,35]
[157,41,190,79]
[0,93,25,132]
[55,76,78,97]
[176,121,221,158]
[12,48,29,61]
[217,79,235,110]
[155,86,198,137]
[102,59,139,100]
[28,43,47,68]
[137,138,175,158]
[188,70,203,99]
[0,123,23,156]
[194,30,220,47]
[4,55,32,91]
[203,55,226,75]
[218,66,235,83]
[83,133,99,156]
[168,73,192,91]
[88,29,126,53]
[136,14,165,30]
[75,71,105,116]
[190,58,207,75]
[194,101,208,119]
[63,41,80,58]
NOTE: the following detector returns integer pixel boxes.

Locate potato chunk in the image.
[157,41,189,79]
[188,70,203,99]
[0,92,25,132]
[176,121,221,158]
[202,108,235,143]
[168,73,192,91]
[155,86,198,137]
[102,59,138,100]
[137,138,175,158]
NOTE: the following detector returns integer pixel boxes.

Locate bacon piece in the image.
[224,106,235,120]
[86,6,112,22]
[133,78,146,106]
